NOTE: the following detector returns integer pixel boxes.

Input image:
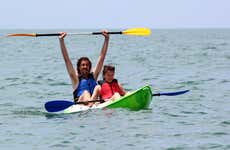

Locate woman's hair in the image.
[76,57,92,74]
[102,65,115,76]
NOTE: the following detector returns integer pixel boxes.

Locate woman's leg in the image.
[78,90,91,102]
[90,85,101,101]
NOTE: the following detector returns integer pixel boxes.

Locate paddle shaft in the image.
[76,99,104,105]
[34,31,122,37]
[77,90,189,104]
[93,31,122,35]
[36,33,60,36]
[152,93,161,96]
[152,90,189,97]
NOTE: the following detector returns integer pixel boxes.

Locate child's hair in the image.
[102,65,115,76]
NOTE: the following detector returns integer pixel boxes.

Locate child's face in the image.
[104,70,114,82]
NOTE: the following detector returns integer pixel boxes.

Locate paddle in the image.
[44,100,74,112]
[5,28,151,37]
[44,99,104,112]
[44,90,189,112]
[152,90,189,96]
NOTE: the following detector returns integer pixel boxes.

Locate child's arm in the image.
[118,83,126,96]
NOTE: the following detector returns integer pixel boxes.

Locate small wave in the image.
[208,46,217,50]
[141,77,153,82]
[179,80,200,85]
[44,113,70,119]
[221,121,230,126]
[21,81,42,85]
[180,111,208,115]
[198,144,223,150]
[48,82,70,86]
[179,78,215,87]
[185,109,208,114]
[12,108,73,120]
[48,143,68,148]
[177,121,194,125]
[219,79,230,84]
[11,107,46,116]
[165,146,185,150]
[12,110,46,116]
[203,46,217,50]
[219,42,228,46]
[212,132,228,136]
[163,112,186,118]
[0,102,14,107]
[225,55,230,59]
[5,77,20,81]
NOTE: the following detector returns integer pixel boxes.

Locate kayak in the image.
[44,86,189,113]
[63,85,153,114]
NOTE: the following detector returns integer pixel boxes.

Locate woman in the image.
[58,31,109,106]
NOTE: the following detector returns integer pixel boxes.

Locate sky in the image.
[0,0,230,29]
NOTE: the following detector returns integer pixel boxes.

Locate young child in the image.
[91,65,126,102]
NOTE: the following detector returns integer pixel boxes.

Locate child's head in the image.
[102,65,115,82]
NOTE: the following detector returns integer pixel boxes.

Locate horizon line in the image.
[0,27,230,30]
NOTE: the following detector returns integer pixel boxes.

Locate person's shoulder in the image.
[113,79,118,83]
[89,72,95,79]
[97,80,104,85]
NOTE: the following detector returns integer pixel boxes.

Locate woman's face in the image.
[79,60,90,76]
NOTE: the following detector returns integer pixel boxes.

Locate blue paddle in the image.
[152,90,189,96]
[44,100,74,112]
[44,99,103,112]
[44,90,189,112]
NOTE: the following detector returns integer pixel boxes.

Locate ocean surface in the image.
[0,29,229,150]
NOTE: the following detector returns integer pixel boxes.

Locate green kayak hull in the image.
[63,85,152,114]
[105,85,152,110]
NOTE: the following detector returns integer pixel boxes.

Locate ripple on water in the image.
[11,107,46,117]
[220,121,230,127]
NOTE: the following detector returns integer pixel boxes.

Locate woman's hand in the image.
[58,32,67,40]
[102,30,109,39]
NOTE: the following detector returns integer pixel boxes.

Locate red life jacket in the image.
[99,79,124,100]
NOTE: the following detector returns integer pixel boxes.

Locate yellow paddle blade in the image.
[122,28,151,36]
[7,33,37,37]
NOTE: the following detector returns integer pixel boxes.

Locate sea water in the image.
[0,29,229,150]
